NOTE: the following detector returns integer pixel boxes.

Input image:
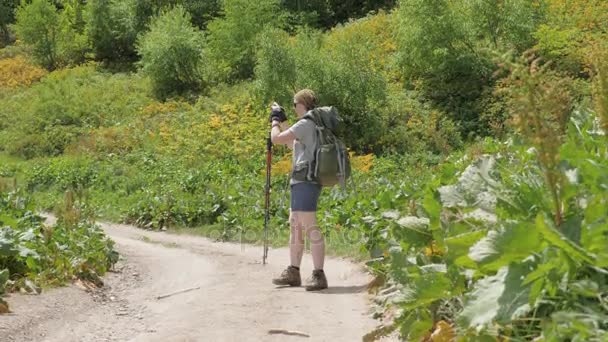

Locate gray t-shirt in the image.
[289,117,318,185]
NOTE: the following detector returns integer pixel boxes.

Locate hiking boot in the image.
[305,270,328,291]
[272,266,302,287]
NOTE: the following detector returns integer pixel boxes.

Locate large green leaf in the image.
[0,227,16,257]
[458,262,532,331]
[0,269,8,295]
[468,222,542,272]
[398,310,434,342]
[536,214,595,264]
[445,230,486,268]
[401,271,455,310]
[438,156,497,211]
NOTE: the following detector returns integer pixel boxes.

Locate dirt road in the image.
[1,221,379,342]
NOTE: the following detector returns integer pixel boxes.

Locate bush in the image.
[0,0,18,47]
[254,28,297,106]
[306,17,390,152]
[14,0,61,69]
[84,0,138,64]
[0,43,31,60]
[465,0,539,52]
[204,0,285,83]
[0,189,118,300]
[0,66,152,158]
[378,87,463,156]
[533,0,608,75]
[179,0,222,29]
[25,156,99,192]
[254,13,466,155]
[14,0,87,70]
[136,6,204,99]
[282,0,396,30]
[394,0,497,137]
[392,0,543,137]
[0,56,47,89]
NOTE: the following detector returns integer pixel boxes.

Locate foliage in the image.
[465,0,540,52]
[363,53,608,341]
[281,0,396,30]
[394,0,494,136]
[13,0,61,69]
[2,3,608,339]
[254,28,297,106]
[0,65,152,158]
[0,187,118,312]
[0,56,47,89]
[136,6,204,99]
[84,0,138,64]
[501,51,573,227]
[127,0,221,33]
[534,0,608,75]
[14,0,87,70]
[299,16,389,152]
[377,86,463,156]
[591,44,608,133]
[256,15,394,152]
[178,0,221,30]
[0,0,19,47]
[204,0,285,83]
[393,0,545,138]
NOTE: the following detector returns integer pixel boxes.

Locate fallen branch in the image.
[268,329,310,338]
[156,286,201,300]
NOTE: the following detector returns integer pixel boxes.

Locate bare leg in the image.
[289,210,304,268]
[301,211,324,270]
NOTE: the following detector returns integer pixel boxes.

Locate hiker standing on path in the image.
[268,89,328,291]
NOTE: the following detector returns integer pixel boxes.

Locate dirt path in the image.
[1,221,380,342]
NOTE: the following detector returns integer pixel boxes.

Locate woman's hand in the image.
[269,102,287,123]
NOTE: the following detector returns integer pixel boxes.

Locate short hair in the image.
[294,89,317,111]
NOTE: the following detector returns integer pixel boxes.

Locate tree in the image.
[465,0,539,52]
[131,0,221,33]
[281,0,396,30]
[137,5,204,99]
[392,0,549,139]
[204,0,285,83]
[534,0,608,75]
[180,0,221,30]
[254,28,297,105]
[85,0,138,63]
[14,0,88,69]
[14,0,61,69]
[0,0,19,47]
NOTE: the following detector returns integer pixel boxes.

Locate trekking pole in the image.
[263,132,272,265]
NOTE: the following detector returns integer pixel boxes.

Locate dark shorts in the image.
[290,182,321,212]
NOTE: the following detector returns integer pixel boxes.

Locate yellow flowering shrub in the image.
[535,0,608,72]
[324,12,397,78]
[266,152,373,177]
[350,153,374,173]
[140,101,192,117]
[132,88,271,165]
[271,152,292,176]
[0,56,47,89]
[67,126,138,155]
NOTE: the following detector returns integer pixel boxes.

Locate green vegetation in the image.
[0,186,118,313]
[1,0,607,340]
[136,5,204,99]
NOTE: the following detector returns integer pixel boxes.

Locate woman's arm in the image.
[271,121,296,147]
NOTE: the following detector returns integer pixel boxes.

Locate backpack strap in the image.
[301,112,319,126]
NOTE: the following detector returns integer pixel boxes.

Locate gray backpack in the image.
[301,106,351,188]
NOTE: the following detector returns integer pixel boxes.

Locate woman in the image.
[269,89,328,291]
